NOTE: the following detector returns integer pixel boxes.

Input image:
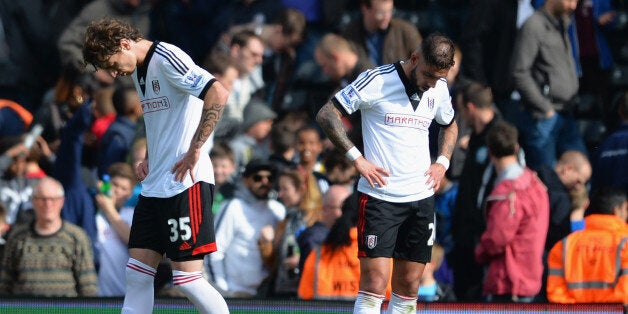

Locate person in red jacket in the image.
[475,121,550,302]
[547,187,628,304]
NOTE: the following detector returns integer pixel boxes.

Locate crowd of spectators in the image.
[0,0,627,305]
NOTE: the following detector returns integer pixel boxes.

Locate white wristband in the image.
[435,155,450,170]
[345,147,362,161]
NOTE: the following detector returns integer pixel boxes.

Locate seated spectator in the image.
[298,191,391,300]
[297,184,352,271]
[210,142,238,214]
[209,159,285,297]
[547,187,628,304]
[418,243,456,302]
[475,122,549,303]
[0,177,97,296]
[229,100,277,174]
[94,162,137,297]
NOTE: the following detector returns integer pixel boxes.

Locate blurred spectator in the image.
[537,150,592,253]
[295,126,329,225]
[0,99,32,137]
[433,174,457,255]
[512,0,587,170]
[32,67,100,154]
[475,121,549,303]
[341,0,422,67]
[591,91,628,193]
[94,162,136,297]
[418,243,456,302]
[0,137,40,226]
[460,0,533,123]
[314,33,374,87]
[0,203,7,259]
[321,150,358,189]
[53,95,99,262]
[268,122,298,173]
[123,137,146,208]
[297,184,351,272]
[0,0,89,111]
[229,100,277,174]
[547,187,628,304]
[203,52,240,93]
[57,0,151,72]
[209,159,285,297]
[449,82,502,301]
[98,84,142,178]
[259,169,308,297]
[218,30,266,133]
[298,190,393,300]
[210,142,238,214]
[0,177,97,296]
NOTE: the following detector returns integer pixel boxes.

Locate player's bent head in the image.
[83,18,143,70]
[420,33,455,70]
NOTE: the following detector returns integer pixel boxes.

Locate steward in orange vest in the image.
[547,188,628,304]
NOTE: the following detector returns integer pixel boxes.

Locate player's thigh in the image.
[394,196,435,263]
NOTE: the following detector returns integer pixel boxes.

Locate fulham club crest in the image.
[427,97,434,110]
[366,235,378,249]
[152,80,160,94]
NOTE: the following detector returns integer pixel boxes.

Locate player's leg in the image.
[171,259,229,314]
[168,182,228,314]
[122,248,162,314]
[354,194,399,314]
[123,196,164,314]
[386,196,435,314]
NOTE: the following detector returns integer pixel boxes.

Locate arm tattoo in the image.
[192,103,224,149]
[316,102,354,153]
[438,120,458,159]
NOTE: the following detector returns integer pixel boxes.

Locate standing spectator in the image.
[547,187,628,304]
[316,34,458,313]
[341,0,422,67]
[0,177,97,296]
[94,162,136,297]
[591,91,628,193]
[459,0,534,123]
[0,137,39,226]
[449,82,502,301]
[314,33,374,88]
[295,125,329,226]
[209,159,286,297]
[512,0,586,170]
[98,84,143,178]
[83,18,230,313]
[475,122,550,302]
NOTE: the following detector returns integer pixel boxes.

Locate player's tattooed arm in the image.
[192,103,224,149]
[438,119,458,160]
[316,101,354,153]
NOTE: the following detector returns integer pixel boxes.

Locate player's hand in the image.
[354,157,389,188]
[425,163,446,191]
[172,149,200,182]
[135,159,149,182]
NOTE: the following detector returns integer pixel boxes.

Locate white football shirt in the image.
[132,41,216,197]
[332,62,455,202]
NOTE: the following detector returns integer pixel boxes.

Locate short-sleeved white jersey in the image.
[132,41,216,198]
[332,62,455,202]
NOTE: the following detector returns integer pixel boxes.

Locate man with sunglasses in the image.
[209,159,285,297]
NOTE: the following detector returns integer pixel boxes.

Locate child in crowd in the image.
[210,142,237,214]
[94,162,137,296]
[418,243,456,302]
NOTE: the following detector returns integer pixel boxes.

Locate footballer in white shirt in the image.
[316,33,458,314]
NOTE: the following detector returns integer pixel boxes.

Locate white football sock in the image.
[354,290,385,314]
[122,258,156,314]
[387,292,417,314]
[173,270,229,314]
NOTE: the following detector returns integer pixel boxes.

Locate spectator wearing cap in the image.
[228,101,277,176]
[208,159,286,297]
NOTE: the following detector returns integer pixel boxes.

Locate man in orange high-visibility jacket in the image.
[547,187,628,304]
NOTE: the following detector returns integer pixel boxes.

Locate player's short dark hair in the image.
[421,33,455,70]
[487,121,518,158]
[83,18,143,69]
[588,187,627,216]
